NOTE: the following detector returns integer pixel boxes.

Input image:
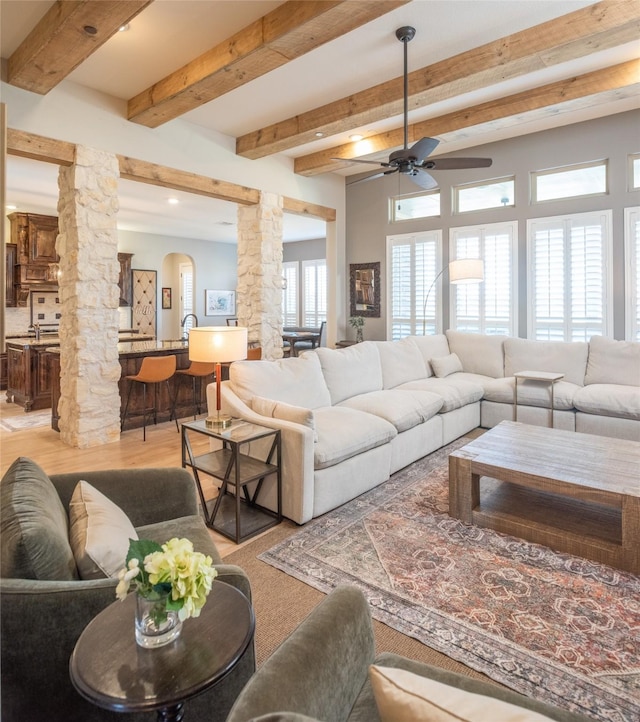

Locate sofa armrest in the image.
[218,383,316,524]
[50,467,199,527]
[226,586,374,722]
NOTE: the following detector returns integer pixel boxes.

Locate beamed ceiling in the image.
[1,0,639,241]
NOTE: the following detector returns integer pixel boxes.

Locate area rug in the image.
[0,408,51,432]
[259,441,640,722]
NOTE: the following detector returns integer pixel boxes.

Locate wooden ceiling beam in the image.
[117,156,260,206]
[127,0,409,128]
[6,128,76,165]
[282,196,336,222]
[238,0,640,160]
[295,60,640,176]
[7,1,153,95]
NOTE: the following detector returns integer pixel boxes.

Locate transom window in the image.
[390,190,440,222]
[531,160,607,204]
[453,177,515,214]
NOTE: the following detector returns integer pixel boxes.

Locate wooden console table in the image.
[449,422,640,573]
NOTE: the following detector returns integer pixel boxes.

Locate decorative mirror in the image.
[350,262,380,318]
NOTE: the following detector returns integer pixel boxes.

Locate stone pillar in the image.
[56,146,121,448]
[237,192,284,359]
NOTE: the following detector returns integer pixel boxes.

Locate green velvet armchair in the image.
[1,459,255,722]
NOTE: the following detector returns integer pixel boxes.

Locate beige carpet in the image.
[224,519,495,686]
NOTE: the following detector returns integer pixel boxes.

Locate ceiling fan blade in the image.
[427,157,493,170]
[408,137,439,162]
[346,170,395,186]
[407,169,438,190]
[332,157,391,168]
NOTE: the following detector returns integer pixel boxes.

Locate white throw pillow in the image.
[251,396,317,440]
[69,480,138,580]
[430,352,463,378]
[369,665,555,722]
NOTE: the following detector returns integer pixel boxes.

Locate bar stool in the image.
[173,361,216,420]
[121,355,179,441]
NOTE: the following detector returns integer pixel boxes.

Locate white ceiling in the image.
[2,0,638,242]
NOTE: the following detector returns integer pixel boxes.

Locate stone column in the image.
[56,146,122,448]
[237,192,284,359]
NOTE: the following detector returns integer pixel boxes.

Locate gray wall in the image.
[283,238,326,262]
[346,109,640,341]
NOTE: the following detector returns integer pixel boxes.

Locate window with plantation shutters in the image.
[282,261,299,326]
[450,222,517,336]
[302,259,327,326]
[527,211,612,341]
[387,231,441,339]
[625,207,640,341]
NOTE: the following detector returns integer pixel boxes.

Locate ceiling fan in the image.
[342,26,492,190]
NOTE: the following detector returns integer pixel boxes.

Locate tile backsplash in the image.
[30,291,61,328]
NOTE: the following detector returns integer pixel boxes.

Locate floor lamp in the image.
[188,326,247,429]
[422,258,484,335]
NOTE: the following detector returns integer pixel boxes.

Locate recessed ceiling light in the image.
[315,132,324,138]
[350,134,363,142]
[118,24,130,32]
[6,204,17,210]
[167,198,179,205]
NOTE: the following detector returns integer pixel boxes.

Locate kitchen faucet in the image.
[180,314,198,339]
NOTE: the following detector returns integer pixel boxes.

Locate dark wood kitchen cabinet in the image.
[5,341,56,411]
[5,243,17,307]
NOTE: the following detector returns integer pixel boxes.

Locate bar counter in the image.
[48,339,212,431]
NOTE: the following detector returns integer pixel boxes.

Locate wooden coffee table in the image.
[449,421,640,573]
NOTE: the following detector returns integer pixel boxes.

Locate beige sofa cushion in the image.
[584,335,640,387]
[230,353,331,409]
[375,338,428,389]
[504,338,588,386]
[251,396,317,439]
[369,665,555,722]
[339,389,443,433]
[573,384,640,420]
[446,330,507,378]
[316,342,383,405]
[313,407,396,469]
[398,377,483,413]
[410,335,450,377]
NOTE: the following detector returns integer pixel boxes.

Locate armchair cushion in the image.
[1,457,77,581]
[69,480,138,580]
[369,665,555,722]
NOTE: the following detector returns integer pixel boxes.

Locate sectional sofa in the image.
[213,331,639,525]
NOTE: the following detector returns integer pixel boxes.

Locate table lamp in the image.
[188,326,247,429]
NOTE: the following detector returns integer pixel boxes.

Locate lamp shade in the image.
[449,258,484,284]
[188,326,248,363]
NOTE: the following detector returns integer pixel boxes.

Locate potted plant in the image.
[349,316,365,343]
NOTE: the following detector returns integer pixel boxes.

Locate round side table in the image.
[69,581,254,722]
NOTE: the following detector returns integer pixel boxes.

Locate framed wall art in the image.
[162,287,172,309]
[132,269,157,336]
[205,289,236,316]
[350,262,380,318]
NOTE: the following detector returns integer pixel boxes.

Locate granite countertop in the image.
[8,334,155,348]
[45,339,189,355]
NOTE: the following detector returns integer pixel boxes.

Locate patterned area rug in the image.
[259,441,640,722]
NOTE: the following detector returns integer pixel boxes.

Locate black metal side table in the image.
[181,418,282,543]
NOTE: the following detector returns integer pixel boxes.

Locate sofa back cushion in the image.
[1,457,78,581]
[316,342,383,405]
[504,338,588,386]
[584,335,640,387]
[410,335,450,377]
[446,330,507,378]
[375,338,428,389]
[230,353,331,409]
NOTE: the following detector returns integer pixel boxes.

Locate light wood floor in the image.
[0,398,263,557]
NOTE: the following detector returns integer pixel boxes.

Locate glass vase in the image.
[135,590,182,649]
[356,328,364,343]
